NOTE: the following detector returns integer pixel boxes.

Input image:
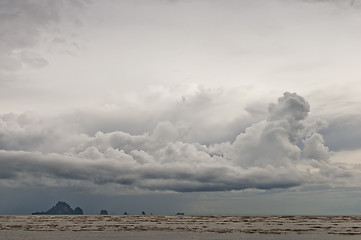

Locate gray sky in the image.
[1,0,361,215]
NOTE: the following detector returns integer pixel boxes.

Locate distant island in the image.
[32,201,83,215]
[100,209,108,215]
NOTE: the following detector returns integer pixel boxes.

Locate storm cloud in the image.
[0,92,355,193]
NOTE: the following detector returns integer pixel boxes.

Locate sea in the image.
[1,215,360,240]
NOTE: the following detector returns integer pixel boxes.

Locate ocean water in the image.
[1,215,360,239]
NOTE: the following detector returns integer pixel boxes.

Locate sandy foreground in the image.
[1,215,361,239]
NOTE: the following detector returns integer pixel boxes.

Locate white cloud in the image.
[303,133,329,161]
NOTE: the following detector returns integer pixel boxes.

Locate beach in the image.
[1,215,361,239]
[2,231,361,240]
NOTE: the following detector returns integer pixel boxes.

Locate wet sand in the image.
[1,215,361,239]
[1,231,361,240]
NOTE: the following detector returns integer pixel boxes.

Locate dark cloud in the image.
[320,115,361,151]
[0,92,354,193]
[302,0,361,7]
[350,0,361,7]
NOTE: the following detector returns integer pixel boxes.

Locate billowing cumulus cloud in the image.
[0,92,356,193]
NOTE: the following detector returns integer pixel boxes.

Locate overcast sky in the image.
[1,0,361,215]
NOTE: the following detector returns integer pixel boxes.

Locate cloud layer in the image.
[0,92,355,193]
[1,0,361,197]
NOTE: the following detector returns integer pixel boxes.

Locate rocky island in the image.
[32,201,83,215]
[100,210,108,215]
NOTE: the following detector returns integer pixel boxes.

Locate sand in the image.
[1,231,361,240]
[1,215,361,239]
